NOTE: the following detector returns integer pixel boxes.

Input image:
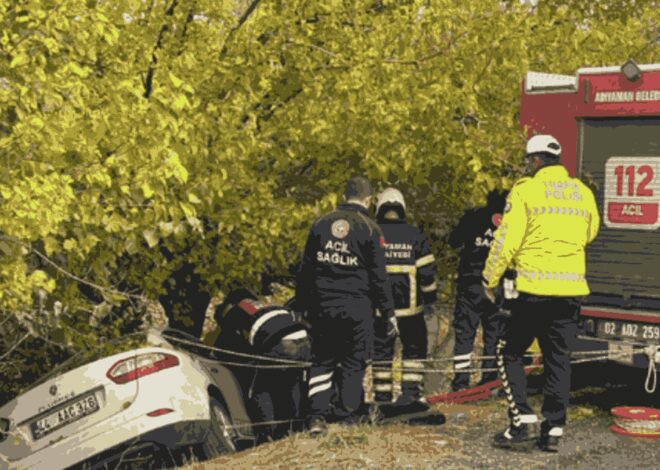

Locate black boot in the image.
[493,424,531,449]
[392,394,430,414]
[308,417,328,437]
[537,421,562,452]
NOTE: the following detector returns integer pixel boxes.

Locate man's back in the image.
[484,165,600,296]
[449,197,506,281]
[297,202,393,312]
[379,219,436,314]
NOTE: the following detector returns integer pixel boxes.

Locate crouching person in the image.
[214,288,311,443]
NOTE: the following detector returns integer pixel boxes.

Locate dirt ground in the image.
[186,369,659,470]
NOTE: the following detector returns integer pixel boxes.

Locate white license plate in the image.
[607,342,634,365]
[31,393,100,440]
[598,320,660,342]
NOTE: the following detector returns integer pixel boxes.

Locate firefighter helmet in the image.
[525,134,561,158]
[376,187,406,213]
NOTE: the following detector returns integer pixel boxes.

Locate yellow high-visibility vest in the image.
[483,165,600,296]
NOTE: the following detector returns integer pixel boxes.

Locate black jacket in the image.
[215,299,310,360]
[296,203,395,319]
[379,219,437,317]
[449,196,506,281]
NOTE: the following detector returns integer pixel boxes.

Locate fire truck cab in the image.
[520,62,660,377]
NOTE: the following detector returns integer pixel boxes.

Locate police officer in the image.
[372,188,437,411]
[214,288,311,442]
[482,135,599,452]
[296,176,396,436]
[448,189,508,391]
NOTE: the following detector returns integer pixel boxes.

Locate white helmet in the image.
[525,134,561,157]
[376,187,406,213]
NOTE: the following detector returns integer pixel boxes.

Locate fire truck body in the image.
[520,63,660,370]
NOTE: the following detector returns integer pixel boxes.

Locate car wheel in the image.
[202,398,238,459]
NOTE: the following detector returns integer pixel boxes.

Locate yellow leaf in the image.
[143,229,159,248]
[63,239,78,252]
[159,222,174,236]
[169,72,183,88]
[68,63,89,77]
[172,94,190,110]
[43,236,58,256]
[10,54,30,68]
[188,193,201,204]
[180,202,196,219]
[168,153,189,183]
[141,183,154,199]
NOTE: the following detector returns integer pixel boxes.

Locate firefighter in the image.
[448,189,509,391]
[213,288,311,442]
[372,188,437,412]
[483,135,599,452]
[296,176,397,436]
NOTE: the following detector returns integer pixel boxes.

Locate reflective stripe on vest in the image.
[386,264,421,317]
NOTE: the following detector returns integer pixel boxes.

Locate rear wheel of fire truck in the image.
[202,398,238,459]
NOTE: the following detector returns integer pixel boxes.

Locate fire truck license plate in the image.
[598,320,660,342]
[604,156,660,230]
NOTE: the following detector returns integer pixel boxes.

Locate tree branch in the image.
[0,332,30,362]
[143,0,179,98]
[0,236,145,301]
[220,0,263,57]
[233,0,263,33]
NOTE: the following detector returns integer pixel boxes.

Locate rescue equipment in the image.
[609,406,660,438]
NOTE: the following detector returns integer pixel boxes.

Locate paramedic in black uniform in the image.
[296,176,396,436]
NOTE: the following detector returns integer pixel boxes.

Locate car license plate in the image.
[607,342,634,365]
[31,392,100,440]
[597,319,660,342]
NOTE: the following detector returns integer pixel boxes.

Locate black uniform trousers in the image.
[503,294,580,427]
[250,369,307,440]
[308,304,373,421]
[373,313,427,402]
[452,281,502,390]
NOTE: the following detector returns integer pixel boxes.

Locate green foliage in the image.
[0,0,657,402]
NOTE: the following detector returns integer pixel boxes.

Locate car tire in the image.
[202,398,238,459]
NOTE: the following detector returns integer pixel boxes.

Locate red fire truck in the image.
[520,62,660,382]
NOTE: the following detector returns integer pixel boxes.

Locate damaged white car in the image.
[0,329,254,470]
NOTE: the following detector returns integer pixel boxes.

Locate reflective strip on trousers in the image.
[402,360,424,369]
[402,373,424,382]
[421,282,437,293]
[308,381,332,397]
[453,353,472,361]
[373,371,392,380]
[374,384,393,392]
[309,371,333,386]
[415,254,436,268]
